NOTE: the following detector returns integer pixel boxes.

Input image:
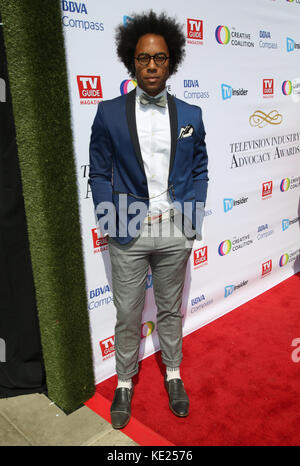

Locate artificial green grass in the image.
[0,0,95,412]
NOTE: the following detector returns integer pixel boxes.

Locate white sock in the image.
[166,367,181,381]
[117,378,132,389]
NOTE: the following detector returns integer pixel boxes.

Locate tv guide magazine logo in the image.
[77,75,103,104]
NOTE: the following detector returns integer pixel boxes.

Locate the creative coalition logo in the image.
[259,31,278,49]
[0,78,6,103]
[279,254,289,267]
[282,80,292,95]
[257,224,274,240]
[221,84,248,100]
[183,80,209,100]
[187,19,203,45]
[279,249,300,267]
[215,25,230,44]
[263,79,274,98]
[99,336,115,360]
[282,79,300,102]
[92,227,108,253]
[224,280,248,298]
[262,259,272,277]
[280,178,290,191]
[262,181,273,199]
[61,1,104,32]
[281,176,300,190]
[219,234,253,256]
[223,196,248,213]
[77,76,102,104]
[190,294,213,313]
[215,25,254,47]
[141,321,155,338]
[286,37,300,52]
[120,79,137,95]
[193,246,208,269]
[218,240,231,256]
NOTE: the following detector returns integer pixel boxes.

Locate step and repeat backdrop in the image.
[61,0,300,384]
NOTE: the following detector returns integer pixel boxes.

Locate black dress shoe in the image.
[110,387,133,429]
[164,376,189,417]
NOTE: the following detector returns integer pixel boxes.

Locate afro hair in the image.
[115,10,186,78]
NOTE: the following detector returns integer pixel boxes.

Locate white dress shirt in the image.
[135,86,173,215]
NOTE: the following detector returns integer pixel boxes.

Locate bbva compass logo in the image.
[61,1,87,14]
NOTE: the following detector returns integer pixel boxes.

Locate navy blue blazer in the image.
[89,89,208,244]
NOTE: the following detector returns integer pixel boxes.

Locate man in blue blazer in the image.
[89,11,208,429]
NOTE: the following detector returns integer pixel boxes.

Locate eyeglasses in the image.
[134,53,170,66]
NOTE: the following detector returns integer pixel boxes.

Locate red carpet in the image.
[85,273,300,446]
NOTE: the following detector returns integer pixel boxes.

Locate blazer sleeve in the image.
[192,106,209,205]
[89,103,114,228]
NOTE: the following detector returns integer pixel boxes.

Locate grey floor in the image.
[0,392,139,446]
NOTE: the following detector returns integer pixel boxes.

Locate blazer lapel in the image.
[125,89,146,175]
[167,93,178,177]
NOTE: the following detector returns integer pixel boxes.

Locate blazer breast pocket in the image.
[177,135,194,144]
[177,136,194,153]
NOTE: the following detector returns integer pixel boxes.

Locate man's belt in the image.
[144,209,174,225]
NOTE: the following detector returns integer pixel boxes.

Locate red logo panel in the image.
[100,335,115,358]
[262,181,273,198]
[263,79,274,96]
[262,260,272,277]
[187,19,203,40]
[77,75,103,99]
[194,246,208,267]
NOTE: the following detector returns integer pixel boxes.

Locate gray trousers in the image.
[108,212,193,379]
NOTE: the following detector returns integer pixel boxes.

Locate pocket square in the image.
[178,124,194,139]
